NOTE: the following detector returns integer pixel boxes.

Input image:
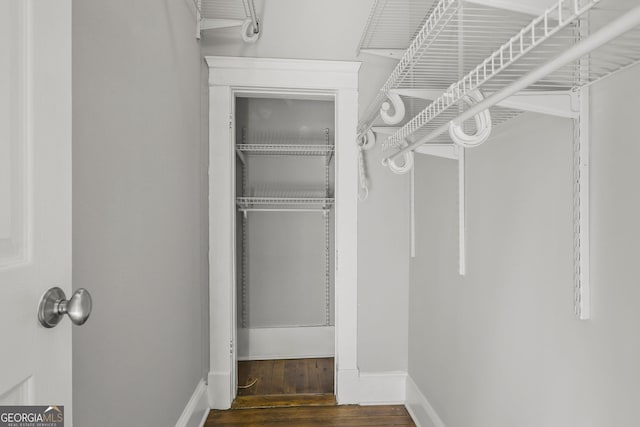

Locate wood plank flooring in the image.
[205,405,416,426]
[206,358,415,426]
[232,394,336,409]
[237,358,334,396]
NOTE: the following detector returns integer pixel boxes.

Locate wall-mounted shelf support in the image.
[574,87,590,320]
[235,148,246,166]
[458,147,466,276]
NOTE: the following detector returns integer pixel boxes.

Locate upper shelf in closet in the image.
[237,128,334,158]
[358,0,640,152]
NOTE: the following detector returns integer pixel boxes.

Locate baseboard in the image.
[359,371,407,405]
[405,375,446,427]
[336,369,406,406]
[175,379,209,427]
[237,326,334,360]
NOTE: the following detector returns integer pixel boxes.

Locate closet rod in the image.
[385,4,640,164]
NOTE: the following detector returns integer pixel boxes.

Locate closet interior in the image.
[233,94,336,399]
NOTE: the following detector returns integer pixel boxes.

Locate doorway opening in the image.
[232,94,336,407]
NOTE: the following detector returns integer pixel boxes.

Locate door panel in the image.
[0,1,28,266]
[0,0,73,418]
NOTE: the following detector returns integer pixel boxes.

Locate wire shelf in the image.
[383,0,640,149]
[199,0,246,20]
[358,0,536,133]
[236,197,335,211]
[360,0,640,146]
[236,144,335,156]
[242,128,332,145]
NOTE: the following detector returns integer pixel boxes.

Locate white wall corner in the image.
[405,376,446,427]
[207,371,232,410]
[175,379,209,427]
[358,371,407,405]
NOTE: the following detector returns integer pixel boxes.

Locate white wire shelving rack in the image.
[358,0,640,320]
[237,127,335,328]
[383,0,640,153]
[195,0,260,41]
[358,0,537,136]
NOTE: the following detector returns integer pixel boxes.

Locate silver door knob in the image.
[38,287,93,328]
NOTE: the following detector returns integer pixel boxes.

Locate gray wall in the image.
[201,0,409,373]
[72,0,207,426]
[408,65,640,426]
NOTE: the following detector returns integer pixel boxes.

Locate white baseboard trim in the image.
[237,326,334,360]
[405,375,446,427]
[359,371,407,405]
[175,379,209,427]
[336,369,406,406]
[208,371,231,409]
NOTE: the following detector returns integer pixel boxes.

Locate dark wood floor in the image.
[237,358,334,396]
[205,404,416,426]
[204,358,415,426]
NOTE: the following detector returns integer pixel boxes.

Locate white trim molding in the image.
[405,376,446,427]
[336,370,407,406]
[359,371,407,405]
[206,56,361,409]
[175,379,209,427]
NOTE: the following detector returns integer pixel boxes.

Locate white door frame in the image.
[205,56,360,409]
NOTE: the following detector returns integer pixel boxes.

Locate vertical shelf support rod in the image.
[241,127,249,328]
[324,128,332,326]
[458,147,466,276]
[574,88,590,319]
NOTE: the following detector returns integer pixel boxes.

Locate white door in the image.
[0,0,74,423]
